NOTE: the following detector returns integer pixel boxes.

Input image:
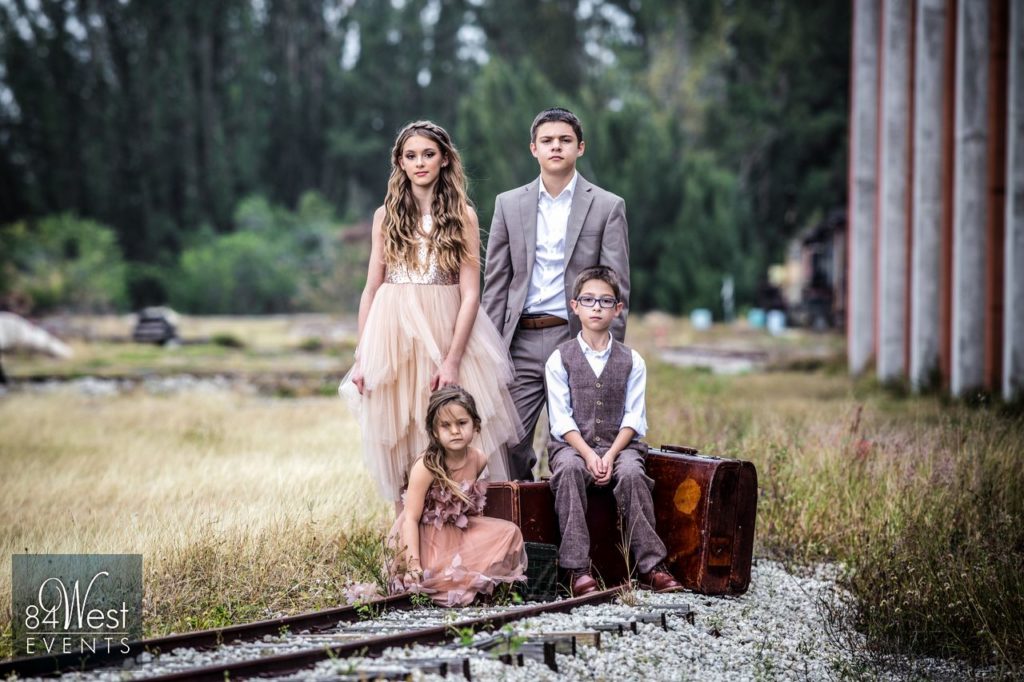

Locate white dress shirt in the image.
[524,171,578,318]
[545,332,648,443]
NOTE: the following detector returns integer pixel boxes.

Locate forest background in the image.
[0,0,848,317]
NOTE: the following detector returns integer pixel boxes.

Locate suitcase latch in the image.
[707,535,732,567]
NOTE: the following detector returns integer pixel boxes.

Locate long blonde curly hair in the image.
[423,385,482,504]
[382,121,475,276]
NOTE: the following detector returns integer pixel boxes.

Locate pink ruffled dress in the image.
[389,476,527,607]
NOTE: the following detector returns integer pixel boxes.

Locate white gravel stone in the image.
[3,374,249,397]
[19,560,998,681]
[294,560,996,682]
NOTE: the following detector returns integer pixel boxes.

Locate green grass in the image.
[7,341,355,379]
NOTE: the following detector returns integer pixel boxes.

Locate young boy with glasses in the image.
[544,265,682,596]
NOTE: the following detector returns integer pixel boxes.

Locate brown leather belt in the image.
[519,314,568,330]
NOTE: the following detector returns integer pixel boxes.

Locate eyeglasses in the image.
[576,295,618,309]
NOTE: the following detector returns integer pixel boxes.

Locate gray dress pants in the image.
[505,324,571,480]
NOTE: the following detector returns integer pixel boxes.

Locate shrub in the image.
[211,333,245,349]
[0,214,128,313]
[289,191,368,313]
[169,231,298,314]
[167,192,367,315]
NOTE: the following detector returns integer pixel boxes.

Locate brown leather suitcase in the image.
[482,481,559,544]
[647,445,758,595]
[483,481,630,588]
[484,445,757,596]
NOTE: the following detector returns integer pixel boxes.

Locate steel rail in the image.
[145,586,624,682]
[0,593,414,678]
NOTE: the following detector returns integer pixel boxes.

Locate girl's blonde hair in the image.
[423,385,482,503]
[382,120,475,276]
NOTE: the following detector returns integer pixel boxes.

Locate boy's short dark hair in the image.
[530,107,584,143]
[572,265,621,301]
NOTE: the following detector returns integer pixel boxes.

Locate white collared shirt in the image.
[545,332,648,442]
[524,171,578,317]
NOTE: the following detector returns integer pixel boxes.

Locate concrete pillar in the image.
[910,0,948,390]
[848,0,881,375]
[1005,0,1024,401]
[950,0,989,396]
[877,0,913,381]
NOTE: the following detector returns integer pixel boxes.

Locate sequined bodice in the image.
[385,215,460,285]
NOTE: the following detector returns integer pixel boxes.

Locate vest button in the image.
[595,436,602,441]
[595,382,602,388]
[596,418,602,424]
[596,400,603,406]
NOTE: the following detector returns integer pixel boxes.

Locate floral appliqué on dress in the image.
[415,479,487,530]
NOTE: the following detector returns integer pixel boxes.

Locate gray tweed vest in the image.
[551,337,637,452]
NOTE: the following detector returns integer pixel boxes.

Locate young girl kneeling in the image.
[390,386,527,606]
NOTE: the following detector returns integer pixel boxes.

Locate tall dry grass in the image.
[647,364,1024,670]
[3,316,1022,669]
[0,390,389,656]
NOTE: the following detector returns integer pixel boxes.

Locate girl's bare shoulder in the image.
[470,447,488,474]
[408,455,433,482]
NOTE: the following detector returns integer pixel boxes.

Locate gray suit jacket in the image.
[482,174,630,346]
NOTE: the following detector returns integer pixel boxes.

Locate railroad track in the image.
[1,585,695,680]
[0,592,412,679]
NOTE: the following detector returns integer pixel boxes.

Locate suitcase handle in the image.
[658,444,723,460]
[659,444,700,455]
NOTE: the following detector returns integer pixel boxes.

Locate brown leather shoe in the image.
[638,565,684,593]
[566,569,599,597]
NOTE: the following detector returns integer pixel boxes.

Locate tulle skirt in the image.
[339,283,523,501]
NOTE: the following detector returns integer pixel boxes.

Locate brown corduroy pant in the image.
[548,446,667,574]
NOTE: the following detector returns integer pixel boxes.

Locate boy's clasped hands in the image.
[581,448,617,486]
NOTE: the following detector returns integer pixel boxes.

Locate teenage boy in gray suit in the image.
[482,107,631,481]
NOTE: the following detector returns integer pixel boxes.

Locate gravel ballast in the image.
[297,560,989,681]
[15,559,998,680]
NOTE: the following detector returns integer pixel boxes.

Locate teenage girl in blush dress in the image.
[339,121,522,502]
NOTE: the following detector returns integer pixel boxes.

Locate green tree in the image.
[698,0,850,257]
[457,58,575,229]
[473,0,585,94]
[0,0,850,314]
[654,152,751,314]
